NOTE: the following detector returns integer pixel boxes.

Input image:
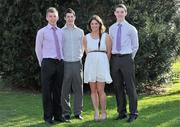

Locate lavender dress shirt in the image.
[35,24,64,66]
[109,20,139,59]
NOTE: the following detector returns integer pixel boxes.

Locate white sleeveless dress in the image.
[84,33,112,84]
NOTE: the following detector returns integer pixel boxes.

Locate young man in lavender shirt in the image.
[35,7,64,124]
[109,4,139,123]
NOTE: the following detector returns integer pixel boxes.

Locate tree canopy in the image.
[0,0,179,91]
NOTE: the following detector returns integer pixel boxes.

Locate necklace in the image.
[90,33,99,40]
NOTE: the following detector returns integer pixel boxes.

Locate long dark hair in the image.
[87,15,106,49]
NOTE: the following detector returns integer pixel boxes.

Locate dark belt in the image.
[43,58,63,63]
[112,54,130,57]
[88,50,107,53]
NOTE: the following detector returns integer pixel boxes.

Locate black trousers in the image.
[41,58,64,121]
[110,54,138,116]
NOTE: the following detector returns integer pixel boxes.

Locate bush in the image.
[0,0,179,91]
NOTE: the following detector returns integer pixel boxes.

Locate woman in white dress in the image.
[83,15,112,121]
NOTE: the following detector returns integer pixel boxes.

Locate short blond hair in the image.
[46,7,58,16]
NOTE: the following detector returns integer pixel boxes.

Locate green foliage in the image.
[0,0,179,90]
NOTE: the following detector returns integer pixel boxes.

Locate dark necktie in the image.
[52,27,61,60]
[116,24,122,51]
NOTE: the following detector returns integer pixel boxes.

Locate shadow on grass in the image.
[165,90,180,96]
[0,87,180,127]
[26,99,180,127]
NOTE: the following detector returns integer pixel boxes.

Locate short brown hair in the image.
[64,8,76,17]
[114,4,127,12]
[46,7,58,16]
[87,15,106,33]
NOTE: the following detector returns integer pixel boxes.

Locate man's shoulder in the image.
[37,26,47,34]
[75,27,84,33]
[125,21,137,31]
[109,22,117,30]
[57,27,63,33]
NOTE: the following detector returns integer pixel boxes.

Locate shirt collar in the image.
[116,20,126,26]
[64,24,77,29]
[47,23,58,29]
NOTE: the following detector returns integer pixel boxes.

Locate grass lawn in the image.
[0,58,179,127]
[0,82,179,127]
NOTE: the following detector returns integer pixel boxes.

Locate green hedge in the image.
[0,0,179,91]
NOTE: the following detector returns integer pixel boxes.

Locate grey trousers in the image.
[110,54,138,116]
[61,61,83,116]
